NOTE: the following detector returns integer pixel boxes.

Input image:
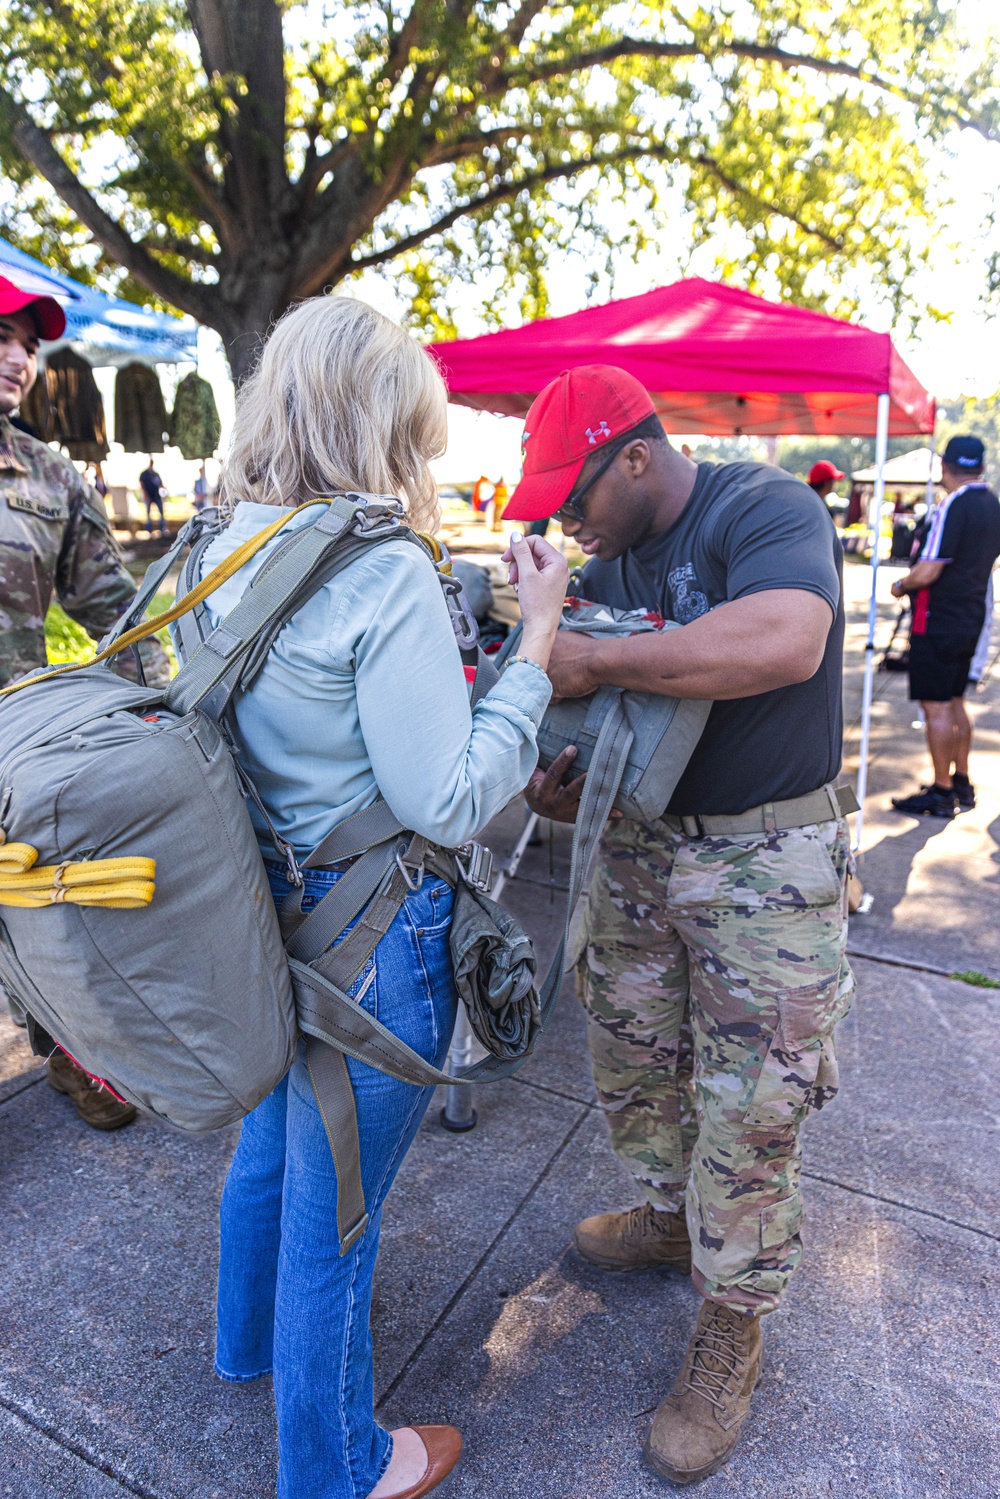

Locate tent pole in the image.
[925,405,937,513]
[854,392,891,852]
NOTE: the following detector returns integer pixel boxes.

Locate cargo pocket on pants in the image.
[761,1193,803,1252]
[744,961,854,1128]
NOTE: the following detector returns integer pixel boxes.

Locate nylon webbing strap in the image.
[303,798,406,869]
[284,839,403,964]
[305,1036,369,1254]
[293,960,460,1089]
[314,839,427,991]
[165,497,360,716]
[171,531,220,667]
[102,517,203,645]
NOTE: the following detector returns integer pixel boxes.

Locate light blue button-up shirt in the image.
[196,503,551,857]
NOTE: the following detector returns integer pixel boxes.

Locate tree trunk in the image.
[212,264,307,384]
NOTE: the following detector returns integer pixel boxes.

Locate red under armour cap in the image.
[505,365,655,522]
[0,273,66,341]
[808,459,844,485]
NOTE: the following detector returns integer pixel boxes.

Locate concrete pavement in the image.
[1,556,999,1497]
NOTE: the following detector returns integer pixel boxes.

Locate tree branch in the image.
[182,157,242,256]
[3,94,218,324]
[350,138,850,272]
[349,150,655,270]
[139,234,221,264]
[498,35,991,137]
[693,152,844,250]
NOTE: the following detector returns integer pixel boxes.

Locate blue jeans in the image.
[216,860,457,1499]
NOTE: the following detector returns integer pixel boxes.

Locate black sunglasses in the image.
[555,438,629,523]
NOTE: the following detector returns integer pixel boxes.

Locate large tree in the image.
[1,1,997,380]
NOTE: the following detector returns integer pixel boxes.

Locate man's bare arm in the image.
[890,559,946,598]
[546,588,833,701]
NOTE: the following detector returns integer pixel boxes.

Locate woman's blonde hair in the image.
[220,296,447,531]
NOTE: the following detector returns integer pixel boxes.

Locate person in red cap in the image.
[807,458,845,507]
[504,365,855,1485]
[0,272,166,1131]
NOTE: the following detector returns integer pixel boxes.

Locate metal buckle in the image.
[441,576,480,650]
[455,842,493,892]
[395,849,425,891]
[278,840,304,889]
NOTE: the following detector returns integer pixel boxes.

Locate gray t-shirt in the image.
[574,460,844,817]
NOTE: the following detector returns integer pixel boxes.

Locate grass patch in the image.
[45,588,178,675]
[949,969,1000,989]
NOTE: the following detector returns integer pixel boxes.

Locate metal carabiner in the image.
[395,849,425,891]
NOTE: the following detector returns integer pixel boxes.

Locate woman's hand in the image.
[501,530,568,670]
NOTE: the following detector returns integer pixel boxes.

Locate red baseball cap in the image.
[0,274,66,341]
[505,365,655,522]
[808,459,844,485]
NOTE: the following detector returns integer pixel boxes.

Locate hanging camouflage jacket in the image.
[0,415,168,687]
[168,372,221,461]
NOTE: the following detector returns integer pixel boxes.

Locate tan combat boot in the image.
[48,1053,137,1131]
[573,1203,691,1274]
[645,1298,763,1485]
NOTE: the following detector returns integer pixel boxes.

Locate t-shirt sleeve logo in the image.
[667,562,709,623]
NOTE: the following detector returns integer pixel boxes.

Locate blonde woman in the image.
[202,296,566,1499]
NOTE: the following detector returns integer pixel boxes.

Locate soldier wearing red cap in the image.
[807,458,845,505]
[504,366,854,1485]
[0,273,166,1131]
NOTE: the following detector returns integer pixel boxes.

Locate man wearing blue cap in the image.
[891,435,1000,817]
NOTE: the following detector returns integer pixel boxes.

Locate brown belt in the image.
[660,783,859,840]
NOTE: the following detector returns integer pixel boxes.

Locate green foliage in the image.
[45,592,178,672]
[43,603,95,667]
[777,435,918,482]
[935,392,1000,489]
[1,1,997,369]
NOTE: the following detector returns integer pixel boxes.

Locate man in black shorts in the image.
[891,435,1000,817]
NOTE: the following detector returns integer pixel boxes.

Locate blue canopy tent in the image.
[0,238,197,366]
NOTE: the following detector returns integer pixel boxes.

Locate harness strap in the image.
[313,837,429,992]
[303,799,407,869]
[305,1036,369,1254]
[0,500,332,702]
[166,498,361,716]
[284,838,406,964]
[292,695,634,1254]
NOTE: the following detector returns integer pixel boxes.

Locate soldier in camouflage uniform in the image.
[0,275,167,1131]
[506,365,855,1485]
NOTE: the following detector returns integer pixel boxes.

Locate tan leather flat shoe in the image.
[389,1426,462,1498]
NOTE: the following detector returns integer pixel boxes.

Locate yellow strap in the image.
[414,531,452,574]
[0,854,155,909]
[0,499,332,701]
[0,843,39,874]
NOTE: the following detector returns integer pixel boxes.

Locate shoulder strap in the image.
[164,496,378,716]
[0,501,332,702]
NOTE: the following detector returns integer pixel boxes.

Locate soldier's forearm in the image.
[586,590,833,701]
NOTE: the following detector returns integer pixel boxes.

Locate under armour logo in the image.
[585,422,611,445]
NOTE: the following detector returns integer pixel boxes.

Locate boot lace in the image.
[623,1204,675,1244]
[684,1306,746,1413]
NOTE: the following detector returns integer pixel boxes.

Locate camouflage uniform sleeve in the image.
[56,477,171,687]
[55,476,138,638]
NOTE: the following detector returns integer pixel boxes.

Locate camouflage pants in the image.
[579,815,854,1315]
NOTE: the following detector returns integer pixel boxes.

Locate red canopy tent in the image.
[432,278,937,853]
[430,277,934,438]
